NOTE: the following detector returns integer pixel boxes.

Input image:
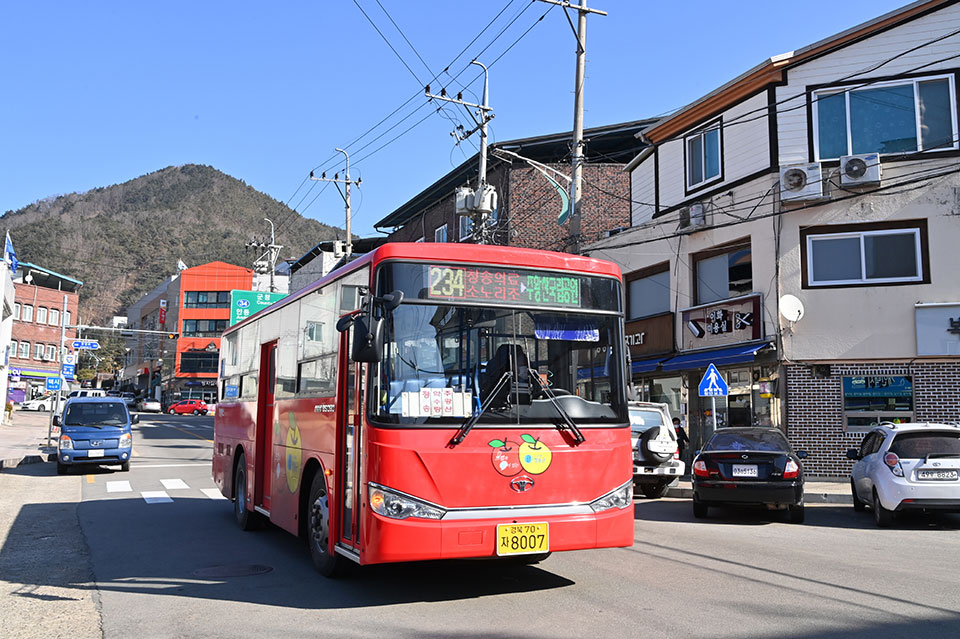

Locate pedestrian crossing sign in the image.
[698,363,728,397]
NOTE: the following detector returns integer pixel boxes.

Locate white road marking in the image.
[160,478,190,490]
[201,488,227,500]
[131,463,208,468]
[141,491,173,504]
[106,481,132,493]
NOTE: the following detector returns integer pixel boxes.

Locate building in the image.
[0,260,15,409]
[123,262,255,405]
[373,120,654,253]
[587,0,960,475]
[8,263,81,402]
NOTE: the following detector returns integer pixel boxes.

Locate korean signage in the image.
[427,265,581,307]
[624,313,674,359]
[229,290,288,326]
[680,294,762,351]
[915,303,960,356]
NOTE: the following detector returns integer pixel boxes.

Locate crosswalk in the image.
[100,478,227,504]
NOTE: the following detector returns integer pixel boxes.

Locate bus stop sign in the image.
[698,363,729,397]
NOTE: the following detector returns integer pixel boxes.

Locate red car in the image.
[167,399,209,415]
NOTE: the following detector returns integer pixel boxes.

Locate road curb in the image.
[0,453,53,471]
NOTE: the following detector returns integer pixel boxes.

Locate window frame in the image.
[625,262,671,321]
[36,307,48,324]
[811,72,960,161]
[434,224,448,243]
[46,345,57,361]
[800,220,930,289]
[13,303,20,320]
[49,309,60,326]
[34,343,44,360]
[22,305,33,322]
[18,342,29,358]
[684,119,723,193]
[692,238,753,305]
[459,215,473,241]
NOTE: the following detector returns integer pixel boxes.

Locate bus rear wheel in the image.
[308,473,347,577]
[233,453,260,531]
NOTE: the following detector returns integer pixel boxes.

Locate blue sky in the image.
[0,1,910,243]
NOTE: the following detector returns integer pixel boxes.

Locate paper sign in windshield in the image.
[401,389,473,418]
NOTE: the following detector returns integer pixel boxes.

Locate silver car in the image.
[629,401,685,498]
[847,422,960,527]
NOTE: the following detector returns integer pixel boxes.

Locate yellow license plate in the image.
[496,522,549,556]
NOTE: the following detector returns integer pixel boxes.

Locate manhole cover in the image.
[192,564,273,578]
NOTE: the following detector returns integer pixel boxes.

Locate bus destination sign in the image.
[428,265,580,307]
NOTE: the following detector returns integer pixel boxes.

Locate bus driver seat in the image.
[480,344,531,407]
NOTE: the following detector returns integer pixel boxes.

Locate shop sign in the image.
[915,303,960,356]
[230,290,288,326]
[681,294,762,351]
[624,313,673,358]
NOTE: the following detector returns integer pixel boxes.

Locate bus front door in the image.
[336,329,362,553]
[254,341,277,513]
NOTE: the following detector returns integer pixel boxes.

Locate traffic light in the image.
[167,333,179,339]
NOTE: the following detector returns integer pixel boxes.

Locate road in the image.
[2,413,960,639]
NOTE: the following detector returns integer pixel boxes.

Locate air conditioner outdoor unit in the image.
[840,153,881,186]
[779,163,824,201]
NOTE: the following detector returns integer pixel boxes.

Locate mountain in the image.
[1,164,342,324]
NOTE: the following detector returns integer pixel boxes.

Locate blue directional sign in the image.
[46,377,62,391]
[72,339,100,350]
[61,364,76,377]
[698,363,729,397]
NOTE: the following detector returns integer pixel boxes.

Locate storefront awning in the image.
[631,357,665,374]
[659,342,772,373]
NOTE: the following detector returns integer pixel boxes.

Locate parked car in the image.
[136,398,162,413]
[629,401,684,498]
[120,392,137,409]
[167,399,209,415]
[54,397,137,474]
[68,389,107,398]
[847,422,960,527]
[21,395,65,411]
[691,427,807,523]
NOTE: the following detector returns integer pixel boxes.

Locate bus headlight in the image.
[368,483,445,520]
[589,481,633,512]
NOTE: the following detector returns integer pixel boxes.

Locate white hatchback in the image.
[847,422,960,527]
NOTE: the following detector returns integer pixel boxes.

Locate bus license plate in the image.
[87,449,104,458]
[496,522,549,556]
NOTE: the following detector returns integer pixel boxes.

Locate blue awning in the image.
[632,357,665,374]
[659,342,771,372]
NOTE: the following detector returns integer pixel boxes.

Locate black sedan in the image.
[691,427,808,523]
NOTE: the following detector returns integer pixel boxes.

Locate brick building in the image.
[8,262,81,402]
[373,120,654,253]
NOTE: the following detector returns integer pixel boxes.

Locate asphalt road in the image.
[3,414,960,639]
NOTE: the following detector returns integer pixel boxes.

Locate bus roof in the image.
[225,243,622,335]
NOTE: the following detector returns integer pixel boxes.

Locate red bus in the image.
[212,243,633,575]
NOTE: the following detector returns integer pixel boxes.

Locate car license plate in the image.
[917,469,958,480]
[731,464,757,477]
[496,522,549,556]
[87,449,104,458]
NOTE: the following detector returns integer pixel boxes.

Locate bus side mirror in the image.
[351,316,383,363]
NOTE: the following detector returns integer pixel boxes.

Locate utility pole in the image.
[245,218,282,292]
[427,60,497,244]
[48,293,68,446]
[311,148,361,257]
[537,0,606,251]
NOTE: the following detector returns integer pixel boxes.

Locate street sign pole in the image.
[698,363,729,442]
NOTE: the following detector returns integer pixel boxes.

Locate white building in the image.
[588,0,960,475]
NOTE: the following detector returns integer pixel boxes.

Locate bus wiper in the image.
[449,371,512,447]
[530,373,585,445]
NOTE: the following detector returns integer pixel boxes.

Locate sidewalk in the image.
[0,410,57,471]
[665,476,852,503]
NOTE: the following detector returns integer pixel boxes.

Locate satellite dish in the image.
[779,294,805,322]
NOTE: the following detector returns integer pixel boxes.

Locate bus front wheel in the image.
[308,473,347,577]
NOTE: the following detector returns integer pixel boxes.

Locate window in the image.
[685,123,721,188]
[181,351,219,373]
[297,355,336,395]
[802,221,927,287]
[22,305,33,322]
[34,343,44,360]
[434,224,448,243]
[184,291,231,308]
[626,265,670,320]
[50,309,60,326]
[46,345,57,361]
[18,342,29,358]
[182,319,228,337]
[13,303,19,320]
[843,375,913,432]
[459,215,473,241]
[64,310,71,326]
[814,75,958,159]
[37,307,47,324]
[694,240,752,304]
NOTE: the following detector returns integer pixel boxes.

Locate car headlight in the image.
[368,483,445,520]
[589,481,634,512]
[118,433,132,448]
[59,435,73,450]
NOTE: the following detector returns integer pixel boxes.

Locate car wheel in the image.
[788,503,805,524]
[850,479,866,512]
[233,453,261,531]
[120,461,130,472]
[168,409,176,415]
[692,496,708,519]
[39,405,48,412]
[873,490,894,528]
[641,481,670,499]
[192,409,200,415]
[56,462,68,475]
[308,472,347,577]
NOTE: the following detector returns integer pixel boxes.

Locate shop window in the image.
[626,264,670,320]
[843,375,913,432]
[694,240,752,304]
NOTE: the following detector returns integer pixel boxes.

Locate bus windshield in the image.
[371,302,626,426]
